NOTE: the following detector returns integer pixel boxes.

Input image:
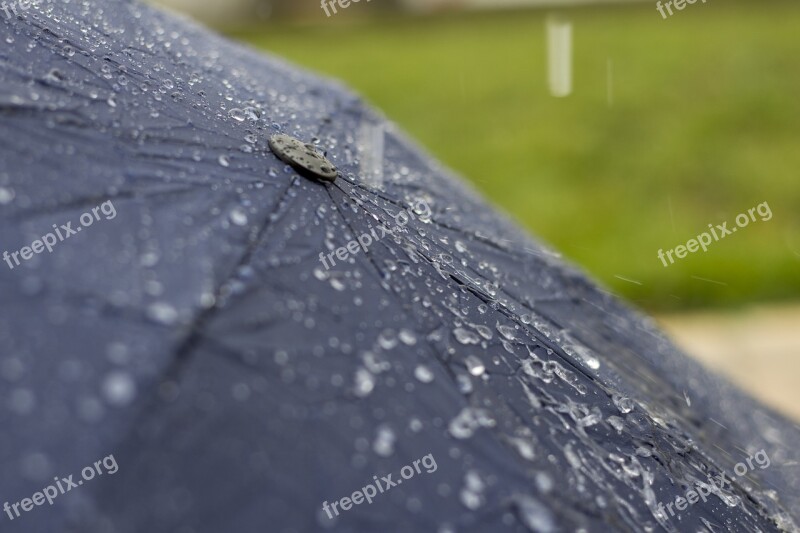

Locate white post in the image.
[546,15,573,98]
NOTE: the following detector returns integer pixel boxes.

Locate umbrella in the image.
[0,1,798,531]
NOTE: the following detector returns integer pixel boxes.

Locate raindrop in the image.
[140,251,159,267]
[147,302,179,325]
[535,472,554,493]
[456,374,473,394]
[448,407,495,439]
[399,329,417,345]
[243,107,261,121]
[607,416,625,432]
[578,410,602,427]
[229,207,248,226]
[9,388,36,415]
[102,371,136,406]
[513,494,556,533]
[497,323,517,341]
[218,155,231,167]
[612,395,635,414]
[453,328,480,345]
[414,365,434,383]
[77,396,105,423]
[231,383,251,401]
[0,187,15,204]
[0,357,24,381]
[106,342,130,365]
[377,330,398,350]
[507,436,536,460]
[353,368,375,398]
[228,108,246,122]
[373,425,396,457]
[465,355,485,377]
[474,325,493,340]
[459,470,485,510]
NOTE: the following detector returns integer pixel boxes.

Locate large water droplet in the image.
[373,425,396,457]
[102,371,136,406]
[465,355,485,377]
[453,328,480,345]
[354,368,375,398]
[414,365,434,383]
[229,207,248,226]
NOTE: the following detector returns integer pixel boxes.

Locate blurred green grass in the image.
[230,1,800,311]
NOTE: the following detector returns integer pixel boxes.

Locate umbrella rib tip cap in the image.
[268,133,338,183]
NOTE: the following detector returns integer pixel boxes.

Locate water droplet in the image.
[612,395,635,414]
[9,388,36,415]
[218,155,231,167]
[373,425,396,457]
[474,325,492,340]
[102,371,136,406]
[399,329,417,345]
[414,365,434,383]
[0,187,15,204]
[535,472,554,493]
[228,108,246,122]
[448,407,495,439]
[456,374,473,394]
[354,368,375,398]
[1,357,25,382]
[453,328,480,345]
[147,302,179,325]
[607,416,625,432]
[497,323,517,341]
[459,470,485,509]
[229,207,248,226]
[513,494,556,533]
[507,436,536,460]
[465,355,485,377]
[106,342,130,365]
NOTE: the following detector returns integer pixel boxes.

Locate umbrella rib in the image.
[159,175,301,380]
[327,177,595,386]
[335,176,548,263]
[6,183,206,222]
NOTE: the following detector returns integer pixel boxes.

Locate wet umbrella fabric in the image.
[0,2,798,532]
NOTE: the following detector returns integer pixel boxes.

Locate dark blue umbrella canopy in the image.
[0,1,798,532]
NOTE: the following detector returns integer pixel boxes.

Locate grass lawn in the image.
[230,1,800,311]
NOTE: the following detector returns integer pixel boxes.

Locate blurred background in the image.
[150,0,800,419]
